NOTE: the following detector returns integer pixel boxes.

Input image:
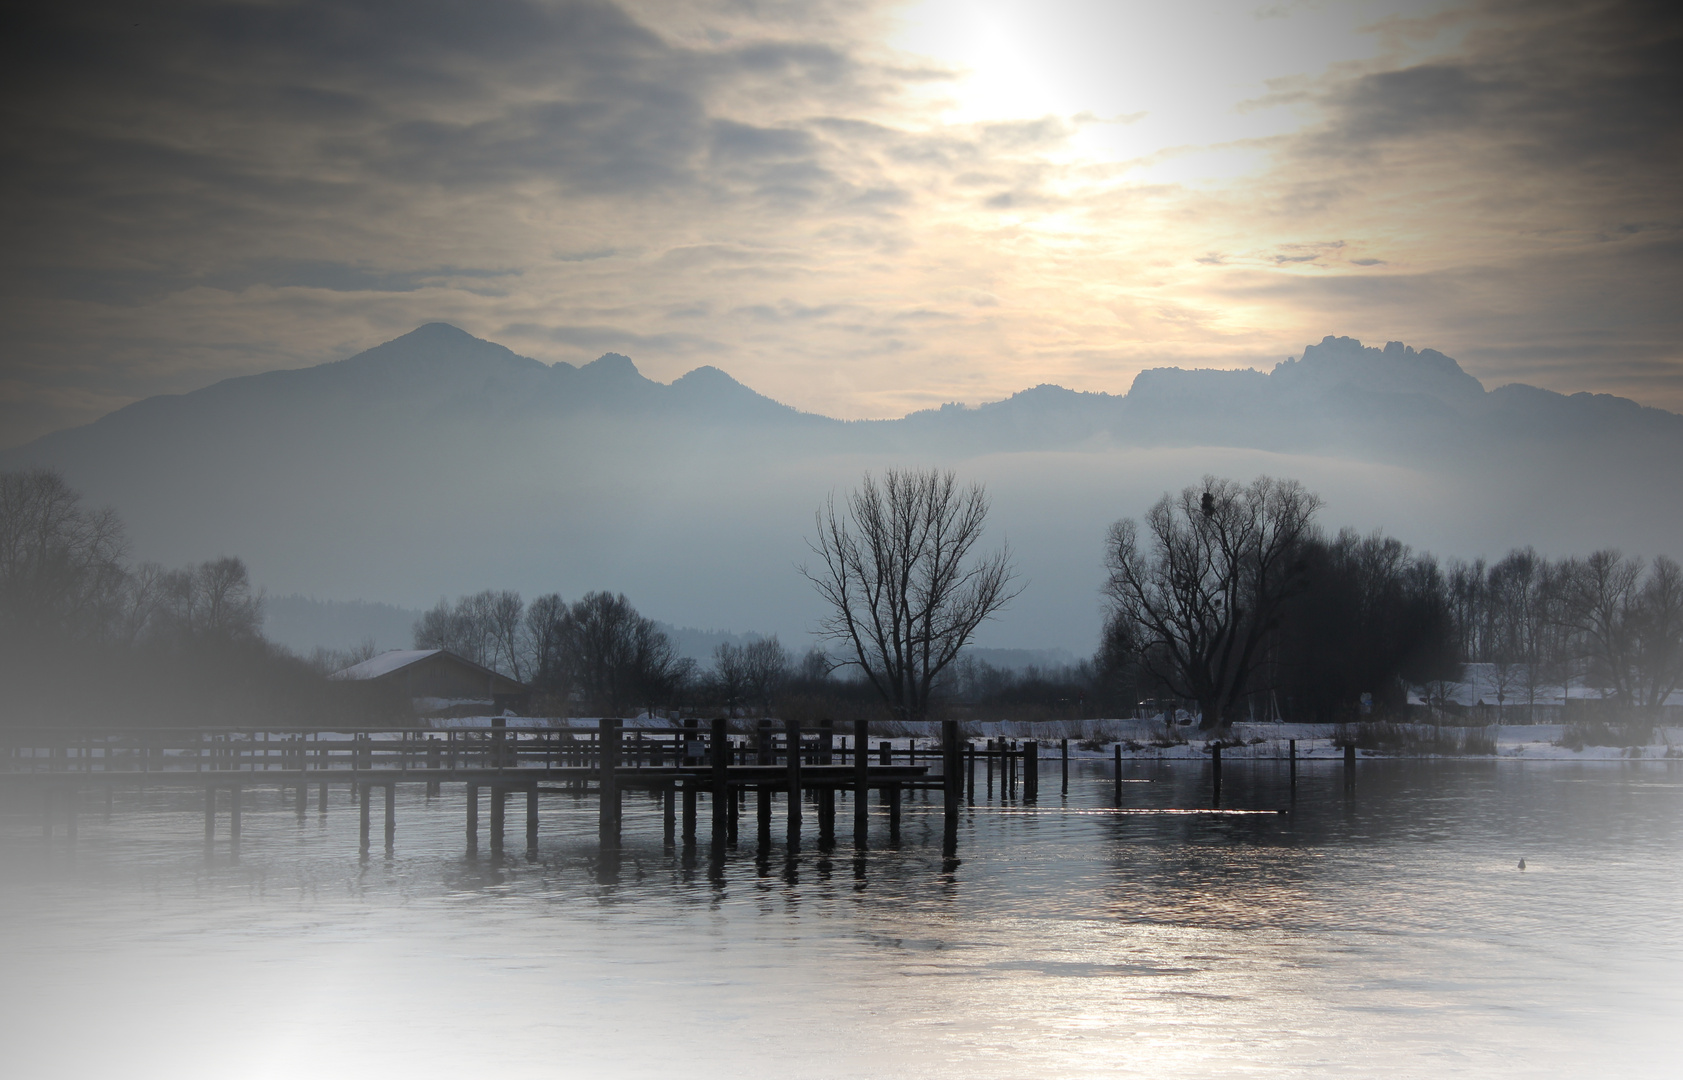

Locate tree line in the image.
[411,589,814,718]
[5,464,1677,730]
[0,469,339,724]
[1097,475,1683,729]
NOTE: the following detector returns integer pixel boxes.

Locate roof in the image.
[329,649,529,693]
[330,649,443,681]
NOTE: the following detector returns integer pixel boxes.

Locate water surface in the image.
[2,760,1677,1079]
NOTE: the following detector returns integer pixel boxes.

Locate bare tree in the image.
[524,593,566,681]
[534,591,684,716]
[0,469,128,643]
[1104,475,1322,731]
[804,468,1017,723]
[711,641,751,715]
[482,590,527,681]
[741,635,789,715]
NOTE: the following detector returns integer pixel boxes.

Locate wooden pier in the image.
[1,718,1051,858]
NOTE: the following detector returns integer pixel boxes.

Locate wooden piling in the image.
[663,783,677,845]
[1061,737,1069,796]
[1211,744,1222,806]
[1024,742,1038,803]
[600,718,622,845]
[466,782,479,852]
[1113,742,1123,803]
[986,739,995,798]
[526,784,538,856]
[966,744,976,805]
[853,717,869,844]
[887,782,901,843]
[818,719,835,846]
[318,781,327,815]
[358,782,370,853]
[490,784,505,856]
[295,783,307,819]
[385,783,396,851]
[1289,738,1297,790]
[786,717,803,847]
[710,718,730,845]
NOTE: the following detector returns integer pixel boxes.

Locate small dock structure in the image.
[1,719,1052,858]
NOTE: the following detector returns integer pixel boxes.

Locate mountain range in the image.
[8,323,1680,654]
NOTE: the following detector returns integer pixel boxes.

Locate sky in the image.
[2,0,1679,447]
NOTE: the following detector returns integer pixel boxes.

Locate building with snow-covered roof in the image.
[331,649,529,716]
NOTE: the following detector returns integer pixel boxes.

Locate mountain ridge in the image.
[6,324,1680,654]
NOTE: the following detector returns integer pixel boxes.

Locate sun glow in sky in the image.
[0,0,1678,444]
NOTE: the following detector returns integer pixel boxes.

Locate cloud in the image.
[1,0,1680,447]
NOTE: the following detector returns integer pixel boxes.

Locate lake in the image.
[1,758,1678,1079]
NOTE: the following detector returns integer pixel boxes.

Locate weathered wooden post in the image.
[966,743,976,805]
[1289,738,1297,791]
[1344,741,1356,791]
[785,717,803,848]
[1113,742,1123,802]
[491,785,509,855]
[426,737,442,798]
[941,720,960,849]
[1024,742,1039,803]
[817,719,835,847]
[358,782,371,853]
[682,718,699,843]
[879,740,890,766]
[1211,744,1222,806]
[466,782,479,852]
[887,782,901,843]
[525,784,539,856]
[600,718,622,845]
[986,739,995,798]
[663,782,677,845]
[853,717,869,845]
[710,718,730,846]
[1061,738,1069,796]
[384,783,396,851]
[757,718,774,765]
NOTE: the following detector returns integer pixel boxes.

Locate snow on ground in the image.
[414,715,1683,761]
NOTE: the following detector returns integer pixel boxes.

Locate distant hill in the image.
[7,325,1681,654]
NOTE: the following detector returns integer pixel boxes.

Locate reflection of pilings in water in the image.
[711,717,730,847]
[785,716,802,850]
[853,717,869,847]
[1344,742,1356,792]
[525,783,538,858]
[1289,738,1298,797]
[817,719,835,848]
[1212,744,1222,807]
[1113,743,1123,804]
[466,783,479,853]
[600,718,622,847]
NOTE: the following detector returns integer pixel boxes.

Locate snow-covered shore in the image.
[421,715,1683,761]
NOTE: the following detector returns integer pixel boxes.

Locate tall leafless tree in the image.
[1104,475,1322,731]
[804,468,1017,723]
